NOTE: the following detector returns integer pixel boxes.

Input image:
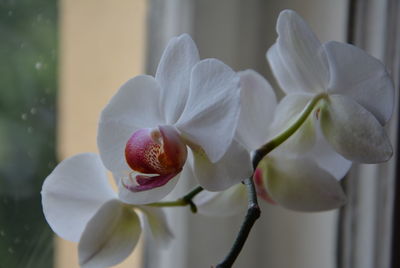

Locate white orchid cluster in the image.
[41,10,394,268]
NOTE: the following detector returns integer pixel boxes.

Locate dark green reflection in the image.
[0,0,57,267]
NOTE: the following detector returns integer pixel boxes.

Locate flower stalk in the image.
[216,176,260,268]
[215,93,326,267]
[147,186,204,213]
[253,93,326,166]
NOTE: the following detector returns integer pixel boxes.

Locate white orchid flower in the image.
[41,153,172,268]
[196,70,351,213]
[267,9,394,163]
[97,34,251,205]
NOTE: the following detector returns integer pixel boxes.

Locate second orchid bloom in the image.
[198,9,394,213]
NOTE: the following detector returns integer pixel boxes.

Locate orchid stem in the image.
[253,93,326,166]
[146,186,203,213]
[216,176,260,268]
[215,94,326,267]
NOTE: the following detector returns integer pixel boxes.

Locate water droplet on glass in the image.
[21,113,27,120]
[35,62,43,70]
[27,127,33,133]
[13,237,21,244]
[0,230,5,237]
[8,11,13,16]
[8,247,14,254]
[30,108,37,114]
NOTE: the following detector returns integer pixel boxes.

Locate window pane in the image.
[0,0,57,267]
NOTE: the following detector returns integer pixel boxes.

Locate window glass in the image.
[0,0,57,267]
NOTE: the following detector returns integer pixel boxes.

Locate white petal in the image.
[179,162,198,184]
[324,41,394,125]
[267,44,302,94]
[195,184,247,217]
[189,140,252,191]
[236,70,277,150]
[320,95,393,163]
[137,206,173,246]
[307,127,352,180]
[118,172,180,204]
[97,120,133,185]
[269,94,316,153]
[269,9,329,93]
[176,59,241,162]
[262,156,346,212]
[41,153,116,242]
[98,75,163,174]
[79,199,141,268]
[156,34,200,124]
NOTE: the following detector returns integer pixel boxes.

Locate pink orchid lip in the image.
[254,168,276,205]
[122,170,181,192]
[124,125,187,192]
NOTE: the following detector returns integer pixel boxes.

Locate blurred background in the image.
[0,0,398,268]
[0,0,57,267]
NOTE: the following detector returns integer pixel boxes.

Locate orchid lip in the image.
[123,125,187,192]
[125,125,187,174]
[122,170,181,192]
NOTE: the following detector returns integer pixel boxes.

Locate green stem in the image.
[146,200,187,207]
[253,93,326,167]
[146,186,204,213]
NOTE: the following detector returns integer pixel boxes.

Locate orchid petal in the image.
[269,94,316,153]
[138,206,173,246]
[308,127,352,180]
[178,162,198,185]
[195,184,247,217]
[270,9,329,94]
[189,139,252,191]
[78,199,141,268]
[267,44,301,94]
[320,95,393,163]
[236,70,277,150]
[155,34,200,124]
[262,156,346,212]
[98,75,163,175]
[324,41,394,125]
[118,171,180,204]
[97,121,133,185]
[176,59,241,163]
[41,153,115,242]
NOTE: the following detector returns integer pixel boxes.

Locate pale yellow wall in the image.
[58,0,147,267]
